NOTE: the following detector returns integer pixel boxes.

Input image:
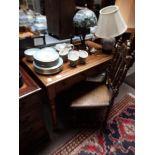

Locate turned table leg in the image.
[46,87,57,129]
[49,98,57,128]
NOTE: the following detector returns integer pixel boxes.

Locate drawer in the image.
[55,73,85,93]
[55,62,109,94]
[83,62,109,77]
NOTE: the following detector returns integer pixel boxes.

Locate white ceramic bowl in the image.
[68,51,79,67]
[55,43,74,52]
[24,48,40,62]
[78,50,88,64]
[33,47,59,67]
[54,43,67,52]
[59,49,69,62]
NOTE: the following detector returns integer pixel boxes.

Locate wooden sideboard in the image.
[19,66,49,154]
[22,41,112,129]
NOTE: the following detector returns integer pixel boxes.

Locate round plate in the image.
[33,47,59,67]
[24,48,40,61]
[33,57,63,75]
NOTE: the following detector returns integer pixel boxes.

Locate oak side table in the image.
[22,42,113,129]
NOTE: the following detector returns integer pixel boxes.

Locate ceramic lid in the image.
[33,47,59,63]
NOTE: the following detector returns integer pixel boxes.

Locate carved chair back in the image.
[105,35,135,99]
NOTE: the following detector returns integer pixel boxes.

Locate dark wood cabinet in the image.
[19,66,49,154]
[44,0,116,39]
[45,0,76,39]
[102,0,115,6]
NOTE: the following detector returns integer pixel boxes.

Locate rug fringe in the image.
[108,94,135,121]
[127,92,135,98]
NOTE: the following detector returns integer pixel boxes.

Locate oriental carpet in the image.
[50,94,135,155]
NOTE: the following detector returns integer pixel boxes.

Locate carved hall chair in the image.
[69,36,135,127]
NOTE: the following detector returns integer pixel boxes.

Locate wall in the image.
[115,0,135,29]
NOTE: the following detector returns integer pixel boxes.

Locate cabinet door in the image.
[45,0,75,39]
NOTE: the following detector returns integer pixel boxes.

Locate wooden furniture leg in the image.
[47,87,57,129]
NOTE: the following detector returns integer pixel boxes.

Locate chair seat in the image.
[70,84,112,108]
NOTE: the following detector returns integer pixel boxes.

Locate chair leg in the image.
[72,109,78,127]
[103,98,115,131]
[98,108,106,134]
[103,108,110,128]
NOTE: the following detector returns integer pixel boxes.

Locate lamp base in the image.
[101,38,115,53]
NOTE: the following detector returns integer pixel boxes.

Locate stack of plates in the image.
[33,47,63,75]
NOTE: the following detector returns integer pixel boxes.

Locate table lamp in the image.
[95,5,127,53]
[73,5,97,49]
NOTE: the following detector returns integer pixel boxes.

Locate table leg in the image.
[49,98,57,128]
[47,87,57,129]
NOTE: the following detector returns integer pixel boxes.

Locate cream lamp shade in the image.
[95,5,127,39]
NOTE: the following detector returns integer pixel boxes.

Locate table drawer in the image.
[55,73,86,93]
[83,62,109,77]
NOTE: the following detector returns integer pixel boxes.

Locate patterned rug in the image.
[50,94,135,155]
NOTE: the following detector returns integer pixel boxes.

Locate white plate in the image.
[24,48,40,61]
[33,57,63,75]
[33,47,59,67]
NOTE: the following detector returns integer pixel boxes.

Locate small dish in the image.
[68,51,79,67]
[24,48,40,62]
[54,43,67,52]
[59,48,69,62]
[55,43,74,52]
[78,50,88,64]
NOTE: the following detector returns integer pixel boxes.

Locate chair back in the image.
[106,36,135,97]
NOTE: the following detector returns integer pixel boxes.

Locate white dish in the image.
[78,50,88,58]
[59,48,69,62]
[24,48,40,62]
[33,57,63,75]
[68,51,79,61]
[78,50,88,64]
[54,43,67,51]
[68,51,79,67]
[33,47,59,67]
